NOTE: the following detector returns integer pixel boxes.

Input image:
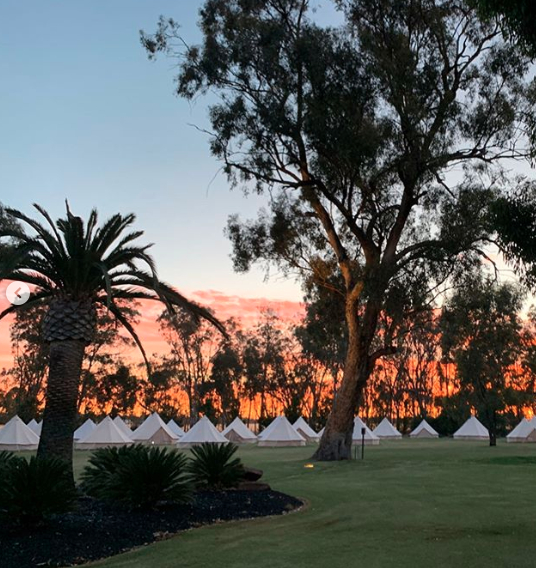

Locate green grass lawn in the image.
[80,440,536,568]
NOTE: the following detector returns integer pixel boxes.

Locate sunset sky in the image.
[0,1,534,371]
[0,1,316,366]
[0,1,332,299]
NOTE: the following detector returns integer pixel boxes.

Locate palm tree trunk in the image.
[37,339,86,482]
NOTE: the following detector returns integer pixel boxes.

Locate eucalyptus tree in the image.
[158,305,220,425]
[491,184,536,287]
[440,274,525,445]
[472,0,536,55]
[143,0,534,459]
[0,203,223,481]
[1,303,49,421]
[204,320,244,425]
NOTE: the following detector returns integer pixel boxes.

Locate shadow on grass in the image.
[476,456,536,466]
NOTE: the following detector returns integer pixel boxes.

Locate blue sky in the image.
[0,0,309,301]
[1,1,531,306]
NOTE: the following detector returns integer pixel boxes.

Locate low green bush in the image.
[79,445,134,498]
[0,450,17,471]
[81,444,192,509]
[0,455,76,525]
[188,443,245,489]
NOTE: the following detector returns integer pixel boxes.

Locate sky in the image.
[0,1,534,369]
[0,0,309,301]
[0,0,319,367]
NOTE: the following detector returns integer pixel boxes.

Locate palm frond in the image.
[5,207,66,262]
[98,299,151,373]
[1,203,225,353]
[32,204,68,258]
[0,291,52,322]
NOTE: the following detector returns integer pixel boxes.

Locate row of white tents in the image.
[1,413,535,451]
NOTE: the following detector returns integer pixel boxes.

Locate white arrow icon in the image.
[6,282,31,306]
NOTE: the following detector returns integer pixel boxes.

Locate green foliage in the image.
[203,338,243,424]
[157,306,220,422]
[440,273,525,444]
[241,311,292,420]
[79,445,128,498]
[0,455,76,525]
[491,186,536,287]
[0,450,17,472]
[188,443,245,489]
[473,0,536,55]
[81,444,192,509]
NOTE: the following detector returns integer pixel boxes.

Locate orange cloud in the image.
[0,288,305,369]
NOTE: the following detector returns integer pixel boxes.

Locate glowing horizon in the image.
[0,281,305,370]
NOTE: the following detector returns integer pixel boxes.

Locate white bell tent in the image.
[222,417,257,444]
[0,415,39,451]
[27,418,42,436]
[453,416,489,440]
[112,416,132,438]
[372,418,402,439]
[257,416,306,447]
[352,416,380,446]
[506,417,536,443]
[292,417,320,442]
[76,416,133,449]
[167,419,185,438]
[409,419,439,439]
[176,416,228,448]
[131,412,179,445]
[73,418,96,441]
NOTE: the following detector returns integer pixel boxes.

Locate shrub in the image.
[0,450,17,472]
[0,455,76,525]
[79,445,135,498]
[188,443,245,489]
[81,444,192,509]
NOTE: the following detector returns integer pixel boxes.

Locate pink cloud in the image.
[0,289,305,368]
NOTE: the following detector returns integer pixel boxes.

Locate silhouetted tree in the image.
[158,306,219,424]
[143,0,534,459]
[473,0,536,54]
[440,274,525,445]
[0,203,222,482]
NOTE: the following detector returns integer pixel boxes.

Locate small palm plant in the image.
[188,443,245,489]
[0,455,77,525]
[0,203,224,483]
[81,444,192,509]
[0,450,17,472]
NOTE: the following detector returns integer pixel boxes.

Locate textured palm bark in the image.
[37,339,86,481]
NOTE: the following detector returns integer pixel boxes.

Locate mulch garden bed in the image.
[1,490,303,568]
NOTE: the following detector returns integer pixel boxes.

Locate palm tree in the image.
[0,203,224,481]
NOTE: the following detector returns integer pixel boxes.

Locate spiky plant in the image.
[79,445,133,498]
[0,450,17,473]
[0,455,76,525]
[0,203,224,483]
[81,444,192,509]
[188,442,245,489]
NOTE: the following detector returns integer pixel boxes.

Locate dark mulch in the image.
[1,490,302,568]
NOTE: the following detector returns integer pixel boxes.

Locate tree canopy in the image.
[473,0,536,55]
[143,0,535,459]
[440,273,525,445]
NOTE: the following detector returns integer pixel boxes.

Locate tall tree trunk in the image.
[188,381,198,427]
[37,339,86,482]
[489,410,497,447]
[314,296,378,461]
